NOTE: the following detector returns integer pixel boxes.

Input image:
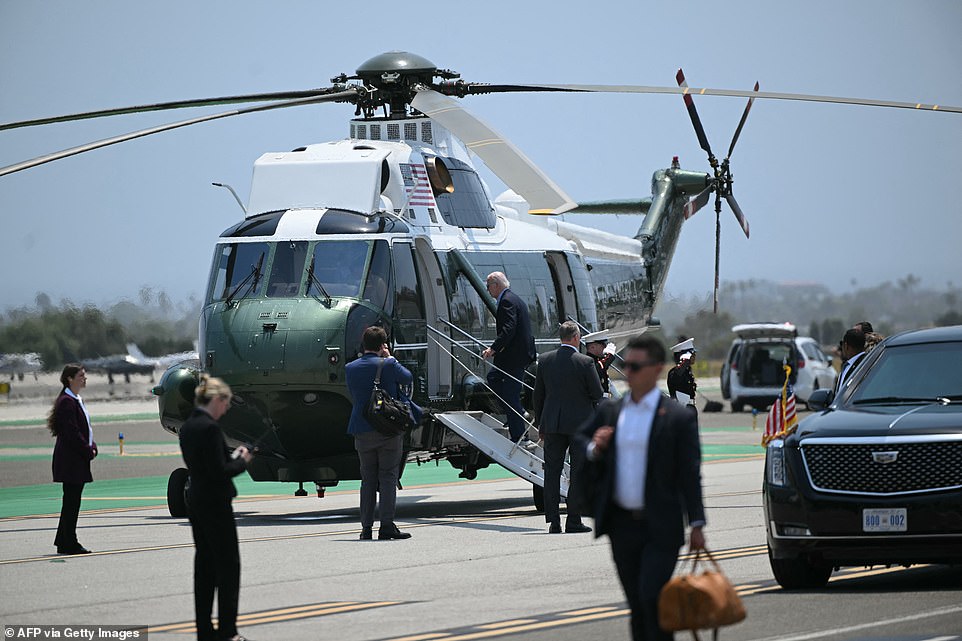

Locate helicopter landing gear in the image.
[167,468,190,518]
[532,484,545,512]
[294,482,308,497]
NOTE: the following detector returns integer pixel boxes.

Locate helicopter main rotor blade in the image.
[676,69,714,161]
[0,88,342,132]
[412,87,576,215]
[725,192,750,238]
[728,82,759,160]
[683,185,713,220]
[0,89,359,177]
[456,82,961,114]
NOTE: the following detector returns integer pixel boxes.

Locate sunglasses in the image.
[622,360,658,372]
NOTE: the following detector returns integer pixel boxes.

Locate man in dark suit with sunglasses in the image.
[577,334,706,641]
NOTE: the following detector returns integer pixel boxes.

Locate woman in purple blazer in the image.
[48,364,98,554]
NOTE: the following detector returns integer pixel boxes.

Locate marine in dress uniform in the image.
[667,338,698,414]
[583,329,618,397]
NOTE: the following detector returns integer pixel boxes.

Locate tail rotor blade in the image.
[725,193,750,238]
[683,185,713,219]
[676,69,714,160]
[727,81,759,160]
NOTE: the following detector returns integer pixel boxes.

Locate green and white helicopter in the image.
[3,52,955,515]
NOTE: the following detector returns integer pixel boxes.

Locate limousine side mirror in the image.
[807,388,833,411]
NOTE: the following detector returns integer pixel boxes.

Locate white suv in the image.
[720,323,837,412]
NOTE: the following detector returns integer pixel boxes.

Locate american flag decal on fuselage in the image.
[400,163,436,207]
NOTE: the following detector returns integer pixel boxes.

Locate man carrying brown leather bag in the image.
[659,548,746,640]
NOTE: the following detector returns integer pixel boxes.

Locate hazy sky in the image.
[1,1,960,311]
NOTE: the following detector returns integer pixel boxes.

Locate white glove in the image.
[603,342,617,355]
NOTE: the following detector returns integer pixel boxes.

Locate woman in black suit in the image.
[178,375,252,641]
[49,363,98,555]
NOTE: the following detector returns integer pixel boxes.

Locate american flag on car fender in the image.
[762,364,798,446]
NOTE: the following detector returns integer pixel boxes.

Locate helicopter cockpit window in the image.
[309,240,369,298]
[219,211,284,237]
[208,242,269,302]
[362,240,393,314]
[266,241,308,298]
[434,158,495,229]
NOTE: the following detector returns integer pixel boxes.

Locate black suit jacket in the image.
[533,346,604,434]
[51,393,96,484]
[490,288,536,371]
[576,395,705,547]
[179,408,247,510]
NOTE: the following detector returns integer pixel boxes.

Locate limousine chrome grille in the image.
[800,437,962,495]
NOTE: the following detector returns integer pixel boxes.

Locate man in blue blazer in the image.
[346,326,413,541]
[576,334,706,641]
[481,271,537,441]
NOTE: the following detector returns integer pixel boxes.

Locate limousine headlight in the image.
[767,440,787,487]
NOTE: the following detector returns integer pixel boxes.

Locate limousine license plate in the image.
[863,508,907,532]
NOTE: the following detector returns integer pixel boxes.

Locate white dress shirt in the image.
[613,387,662,510]
[836,352,863,393]
[64,387,93,446]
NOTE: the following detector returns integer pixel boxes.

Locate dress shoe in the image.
[378,524,412,540]
[565,522,593,534]
[548,522,562,534]
[359,527,373,540]
[57,545,91,555]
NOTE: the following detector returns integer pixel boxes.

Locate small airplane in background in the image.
[80,353,155,384]
[0,352,43,381]
[125,343,199,370]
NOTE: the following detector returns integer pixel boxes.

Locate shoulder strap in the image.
[374,357,386,385]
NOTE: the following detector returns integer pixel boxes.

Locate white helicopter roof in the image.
[247,141,400,216]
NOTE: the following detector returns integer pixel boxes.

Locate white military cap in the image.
[582,329,611,344]
[671,337,696,353]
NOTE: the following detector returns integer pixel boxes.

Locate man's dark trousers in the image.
[487,368,526,441]
[543,432,586,527]
[609,509,679,641]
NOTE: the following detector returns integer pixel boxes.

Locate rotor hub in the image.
[343,51,459,118]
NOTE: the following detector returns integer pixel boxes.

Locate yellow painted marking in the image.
[476,619,537,629]
[528,209,554,215]
[682,87,690,95]
[917,103,922,109]
[699,88,706,94]
[0,512,539,565]
[150,601,398,633]
[560,606,618,616]
[934,105,939,110]
[421,609,630,641]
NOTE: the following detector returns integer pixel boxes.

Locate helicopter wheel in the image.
[532,484,545,513]
[167,468,190,518]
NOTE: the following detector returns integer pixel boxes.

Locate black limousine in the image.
[763,325,962,589]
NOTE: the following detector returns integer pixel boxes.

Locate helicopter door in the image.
[545,251,578,323]
[391,242,428,401]
[414,238,452,399]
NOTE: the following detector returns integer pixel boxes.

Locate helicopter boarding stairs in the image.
[432,411,570,498]
[425,320,569,499]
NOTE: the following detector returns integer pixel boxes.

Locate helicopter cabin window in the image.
[267,241,308,298]
[208,242,269,303]
[361,240,394,315]
[392,243,426,344]
[309,240,369,298]
[434,158,495,229]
